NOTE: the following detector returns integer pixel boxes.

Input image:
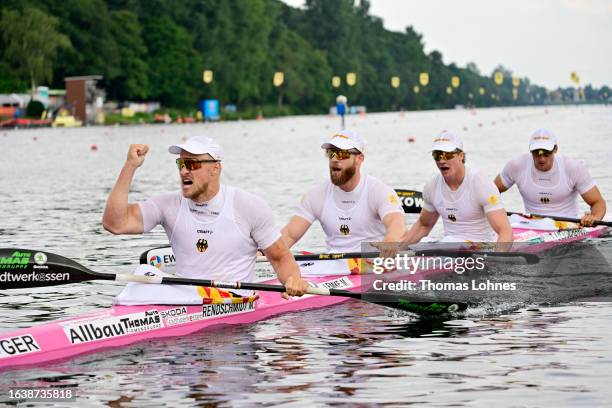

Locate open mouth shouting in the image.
[437,163,451,174]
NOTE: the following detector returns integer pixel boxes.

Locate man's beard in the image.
[183,180,209,200]
[330,163,356,186]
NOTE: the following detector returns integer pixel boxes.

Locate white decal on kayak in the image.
[542,229,589,242]
[62,310,164,344]
[318,276,353,290]
[0,334,40,359]
[202,302,256,318]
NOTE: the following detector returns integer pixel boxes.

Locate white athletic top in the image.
[139,185,281,283]
[295,175,403,252]
[423,168,504,242]
[499,153,595,217]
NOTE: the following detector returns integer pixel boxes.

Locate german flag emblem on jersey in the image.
[339,224,350,235]
[196,239,208,252]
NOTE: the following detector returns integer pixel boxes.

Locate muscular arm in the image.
[102,144,148,234]
[494,175,509,193]
[486,208,513,251]
[382,212,405,242]
[580,186,607,226]
[401,209,439,245]
[263,238,308,297]
[280,215,312,249]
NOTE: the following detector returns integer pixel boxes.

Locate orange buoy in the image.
[407,136,416,143]
[90,144,98,151]
[33,136,38,141]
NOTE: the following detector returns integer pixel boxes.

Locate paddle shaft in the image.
[508,212,612,227]
[261,249,539,264]
[1,248,466,315]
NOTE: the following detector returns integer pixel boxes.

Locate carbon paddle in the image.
[260,249,540,264]
[0,248,467,315]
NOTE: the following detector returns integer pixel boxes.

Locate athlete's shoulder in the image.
[232,186,269,206]
[365,174,394,190]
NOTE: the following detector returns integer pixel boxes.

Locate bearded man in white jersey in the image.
[494,128,606,227]
[281,130,405,253]
[102,136,308,298]
[402,131,513,249]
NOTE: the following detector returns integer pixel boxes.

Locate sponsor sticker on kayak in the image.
[61,310,163,344]
[159,302,257,327]
[0,334,40,359]
[542,229,589,242]
[317,276,353,290]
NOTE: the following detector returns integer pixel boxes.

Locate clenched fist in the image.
[126,144,149,169]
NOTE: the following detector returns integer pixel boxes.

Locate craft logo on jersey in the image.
[339,224,350,235]
[540,196,550,204]
[196,239,208,253]
[448,214,457,222]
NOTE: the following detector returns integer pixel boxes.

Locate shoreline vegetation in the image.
[1,0,610,126]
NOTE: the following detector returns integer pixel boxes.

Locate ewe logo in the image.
[149,255,162,269]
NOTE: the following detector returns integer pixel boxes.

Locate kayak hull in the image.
[1,226,608,371]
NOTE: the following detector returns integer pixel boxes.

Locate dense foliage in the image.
[1,0,609,112]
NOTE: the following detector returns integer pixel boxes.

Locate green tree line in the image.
[1,0,610,112]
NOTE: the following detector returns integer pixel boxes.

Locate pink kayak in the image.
[1,225,607,371]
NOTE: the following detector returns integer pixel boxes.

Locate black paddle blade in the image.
[395,189,424,214]
[0,248,108,289]
[331,289,467,315]
[365,292,467,315]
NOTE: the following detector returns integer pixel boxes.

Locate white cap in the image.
[321,129,365,153]
[529,128,557,151]
[432,131,463,152]
[168,136,224,161]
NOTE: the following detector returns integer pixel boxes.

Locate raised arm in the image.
[102,144,148,234]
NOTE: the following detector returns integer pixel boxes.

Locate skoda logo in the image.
[339,224,350,235]
[34,252,47,265]
[196,239,208,252]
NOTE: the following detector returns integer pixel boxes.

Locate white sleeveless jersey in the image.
[499,153,595,218]
[168,186,258,283]
[423,168,503,242]
[318,176,387,252]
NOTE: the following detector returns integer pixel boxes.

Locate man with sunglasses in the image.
[103,135,309,299]
[402,131,513,248]
[494,128,606,227]
[281,130,405,255]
